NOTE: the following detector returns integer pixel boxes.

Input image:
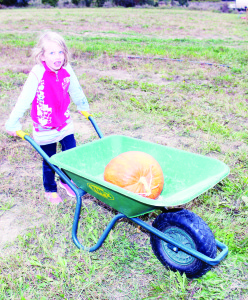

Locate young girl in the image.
[5,31,90,204]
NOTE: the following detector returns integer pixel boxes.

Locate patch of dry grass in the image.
[0,7,247,40]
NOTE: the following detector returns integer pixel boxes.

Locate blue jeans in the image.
[40,134,76,192]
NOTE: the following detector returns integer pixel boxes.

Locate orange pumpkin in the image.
[104,151,164,199]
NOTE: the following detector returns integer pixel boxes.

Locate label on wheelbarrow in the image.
[87,183,115,201]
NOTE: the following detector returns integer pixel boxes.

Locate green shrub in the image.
[143,0,155,5]
[178,0,188,6]
[191,0,220,2]
[0,0,28,6]
[71,0,80,4]
[42,0,58,6]
[85,0,92,6]
[94,0,105,6]
[113,0,155,7]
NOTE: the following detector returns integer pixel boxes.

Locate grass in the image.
[0,6,248,300]
[1,32,248,68]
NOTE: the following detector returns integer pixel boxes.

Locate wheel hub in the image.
[162,227,196,265]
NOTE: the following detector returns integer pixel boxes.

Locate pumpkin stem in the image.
[138,166,160,197]
[138,176,152,196]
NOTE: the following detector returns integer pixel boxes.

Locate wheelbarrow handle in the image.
[80,111,92,120]
[80,111,104,139]
[16,130,29,140]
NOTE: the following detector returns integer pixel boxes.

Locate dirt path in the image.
[0,201,46,249]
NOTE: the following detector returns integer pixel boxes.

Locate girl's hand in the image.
[7,130,17,137]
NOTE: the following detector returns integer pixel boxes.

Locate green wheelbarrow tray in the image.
[50,135,230,218]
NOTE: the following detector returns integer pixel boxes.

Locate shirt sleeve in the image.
[5,69,39,132]
[66,64,90,111]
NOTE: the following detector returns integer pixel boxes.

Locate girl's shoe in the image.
[45,192,63,204]
[59,181,76,198]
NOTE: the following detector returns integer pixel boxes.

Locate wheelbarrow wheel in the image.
[150,209,217,278]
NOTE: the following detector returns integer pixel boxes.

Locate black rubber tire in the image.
[150,209,217,278]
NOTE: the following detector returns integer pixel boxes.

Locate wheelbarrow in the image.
[16,112,229,278]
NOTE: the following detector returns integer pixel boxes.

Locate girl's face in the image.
[41,41,65,72]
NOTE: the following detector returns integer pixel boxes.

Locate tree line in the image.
[0,0,190,8]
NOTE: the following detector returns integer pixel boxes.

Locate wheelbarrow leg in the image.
[72,189,125,252]
[72,190,87,249]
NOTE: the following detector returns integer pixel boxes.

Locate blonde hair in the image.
[32,31,69,66]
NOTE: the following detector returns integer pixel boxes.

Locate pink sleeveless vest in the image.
[31,62,71,129]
